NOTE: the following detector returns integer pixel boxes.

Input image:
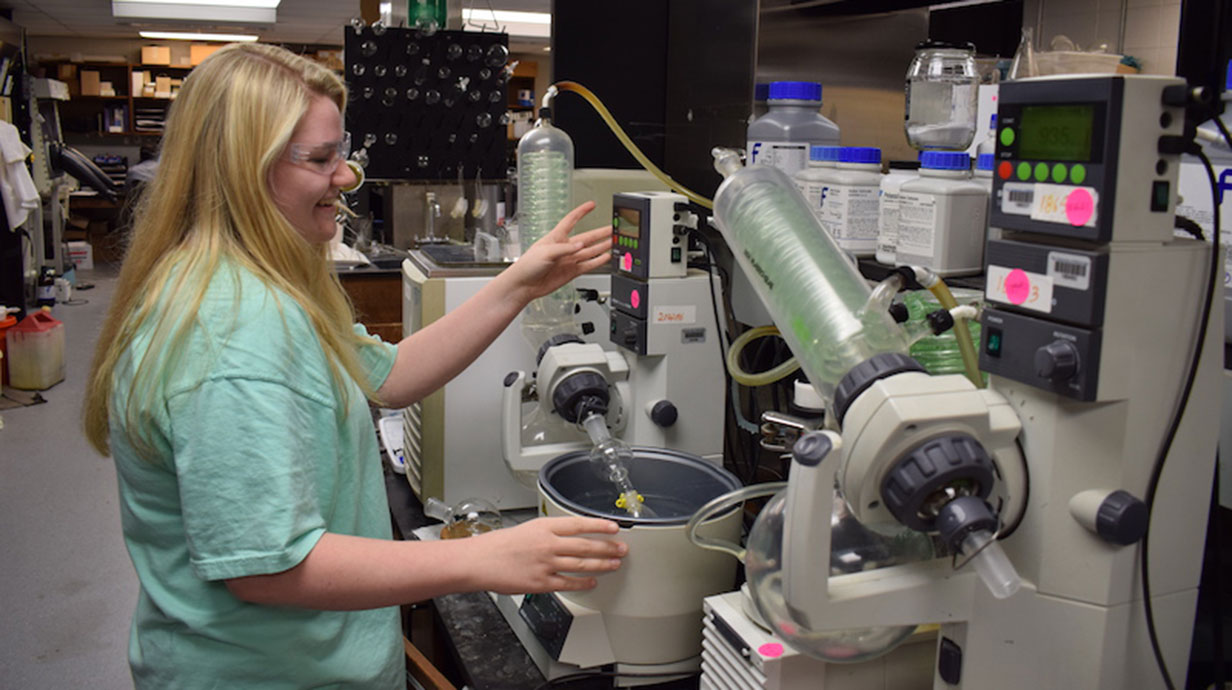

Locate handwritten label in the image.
[1030,183,1098,228]
[986,265,1054,314]
[1004,268,1031,304]
[1065,188,1095,226]
[653,305,696,324]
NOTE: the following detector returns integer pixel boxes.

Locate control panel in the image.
[519,592,573,660]
[989,76,1183,244]
[610,191,690,280]
[980,75,1187,400]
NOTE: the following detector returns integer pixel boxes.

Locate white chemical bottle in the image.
[821,147,883,257]
[974,152,994,195]
[747,81,840,178]
[895,151,988,276]
[875,160,921,266]
[793,144,840,235]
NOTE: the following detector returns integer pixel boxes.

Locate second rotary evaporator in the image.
[488,72,1221,688]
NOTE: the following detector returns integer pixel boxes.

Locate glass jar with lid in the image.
[904,41,979,151]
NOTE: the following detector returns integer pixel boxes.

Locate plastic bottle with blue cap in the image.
[974,152,995,194]
[820,146,884,256]
[875,160,921,266]
[895,151,988,276]
[793,145,841,239]
[746,81,840,178]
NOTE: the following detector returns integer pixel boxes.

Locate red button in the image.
[998,161,1013,180]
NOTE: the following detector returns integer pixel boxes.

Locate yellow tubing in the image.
[726,326,801,386]
[925,279,983,388]
[552,81,715,209]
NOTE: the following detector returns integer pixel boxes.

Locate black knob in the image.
[650,400,678,427]
[580,322,595,335]
[1096,490,1148,545]
[1034,340,1079,381]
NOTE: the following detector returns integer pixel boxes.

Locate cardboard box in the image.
[131,70,146,95]
[67,241,93,271]
[190,44,219,66]
[141,45,171,65]
[99,81,115,97]
[170,43,191,67]
[56,63,77,81]
[80,70,100,96]
[155,76,172,99]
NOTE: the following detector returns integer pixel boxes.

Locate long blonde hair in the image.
[84,43,376,458]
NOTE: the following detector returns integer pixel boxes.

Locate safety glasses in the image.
[286,132,351,175]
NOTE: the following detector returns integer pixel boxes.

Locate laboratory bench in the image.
[383,471,702,690]
[337,263,404,344]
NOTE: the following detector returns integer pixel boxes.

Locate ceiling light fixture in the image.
[139,30,260,41]
[113,1,276,24]
[120,0,279,6]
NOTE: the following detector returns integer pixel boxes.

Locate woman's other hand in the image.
[505,201,612,303]
[466,516,626,594]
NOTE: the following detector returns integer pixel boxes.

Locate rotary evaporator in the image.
[494,87,742,684]
[692,74,1222,690]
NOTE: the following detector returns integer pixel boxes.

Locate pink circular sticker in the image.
[758,643,784,659]
[621,253,633,272]
[630,289,641,310]
[1065,188,1094,227]
[1005,268,1031,305]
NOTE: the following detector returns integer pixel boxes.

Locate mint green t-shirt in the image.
[109,263,403,689]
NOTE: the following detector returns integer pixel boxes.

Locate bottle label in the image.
[796,179,827,227]
[878,191,900,260]
[896,191,938,258]
[748,140,810,177]
[827,184,880,251]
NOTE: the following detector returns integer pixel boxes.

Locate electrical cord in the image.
[1140,147,1221,690]
[1214,114,1232,151]
[1175,214,1207,241]
[688,225,757,483]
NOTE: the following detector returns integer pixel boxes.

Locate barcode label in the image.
[1047,252,1092,290]
[1000,182,1034,216]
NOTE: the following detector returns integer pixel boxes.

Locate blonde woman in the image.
[83,43,624,688]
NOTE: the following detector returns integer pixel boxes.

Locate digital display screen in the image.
[1017,104,1096,162]
[614,207,641,239]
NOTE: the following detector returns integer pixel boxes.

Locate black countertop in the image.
[385,471,547,690]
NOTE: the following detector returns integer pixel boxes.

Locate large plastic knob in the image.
[1034,340,1079,381]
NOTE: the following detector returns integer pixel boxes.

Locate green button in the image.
[1000,127,1016,147]
[1016,162,1032,180]
[1071,164,1087,185]
[1034,162,1049,181]
[985,329,1003,358]
[1051,163,1068,184]
[632,240,639,250]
